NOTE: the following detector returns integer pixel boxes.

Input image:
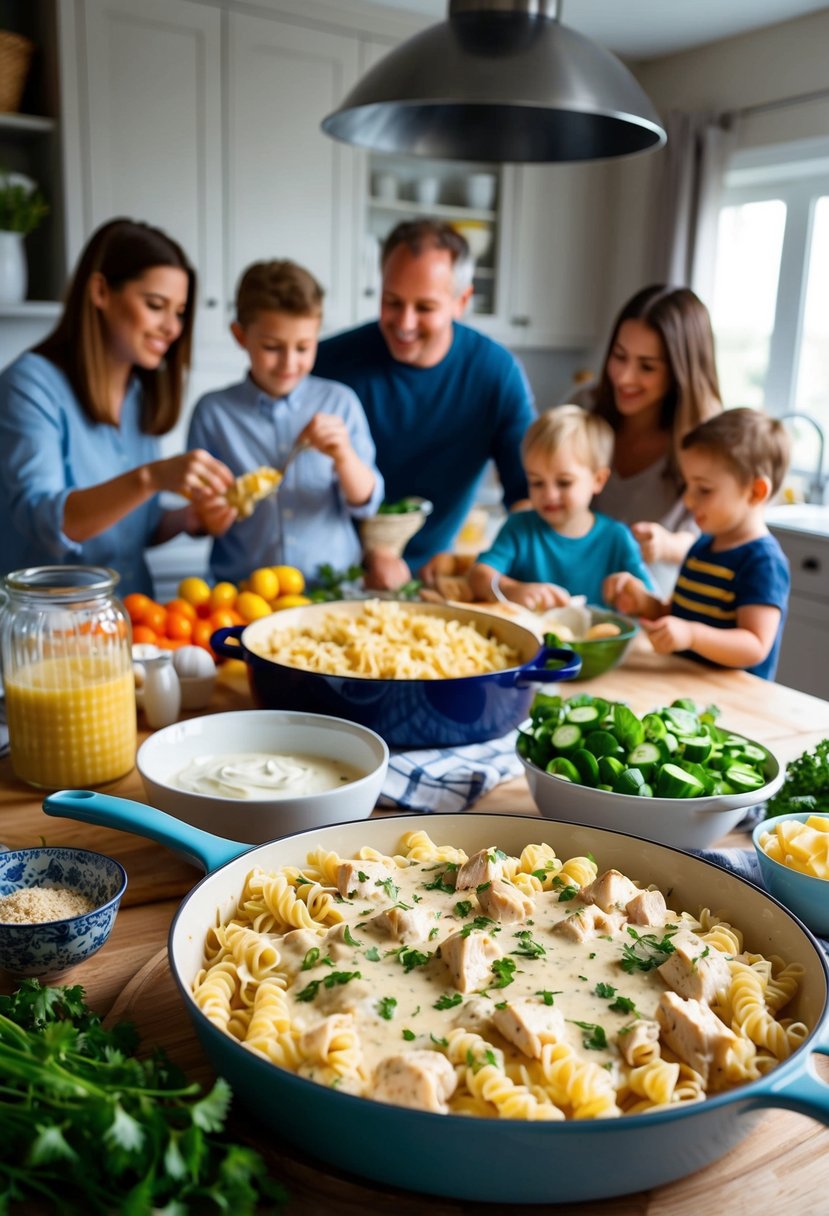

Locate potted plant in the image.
[0,171,49,305]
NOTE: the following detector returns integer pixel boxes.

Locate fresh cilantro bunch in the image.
[765,738,829,819]
[0,980,286,1215]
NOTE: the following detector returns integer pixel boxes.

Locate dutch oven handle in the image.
[743,1030,829,1124]
[210,624,247,660]
[513,645,581,686]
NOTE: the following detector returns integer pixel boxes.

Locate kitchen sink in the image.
[766,503,829,538]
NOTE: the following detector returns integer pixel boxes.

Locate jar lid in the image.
[3,565,120,599]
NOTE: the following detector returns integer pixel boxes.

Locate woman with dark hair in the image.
[0,218,233,595]
[589,284,722,585]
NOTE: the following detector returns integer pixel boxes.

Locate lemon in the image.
[270,593,312,611]
[178,576,211,608]
[271,565,305,596]
[235,591,272,622]
[209,581,238,611]
[248,566,279,601]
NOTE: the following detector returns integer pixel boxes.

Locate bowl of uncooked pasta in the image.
[753,810,829,936]
[210,599,582,748]
[38,795,829,1206]
[0,845,127,979]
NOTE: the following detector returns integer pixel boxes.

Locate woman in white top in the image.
[588,285,722,593]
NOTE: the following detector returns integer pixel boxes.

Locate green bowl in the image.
[545,606,638,681]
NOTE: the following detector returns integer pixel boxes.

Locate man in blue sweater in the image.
[314,220,535,588]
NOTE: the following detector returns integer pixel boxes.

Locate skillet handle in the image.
[513,645,581,687]
[210,624,246,660]
[42,790,250,873]
[745,1036,829,1124]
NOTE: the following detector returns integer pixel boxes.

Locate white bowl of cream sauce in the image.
[137,710,389,843]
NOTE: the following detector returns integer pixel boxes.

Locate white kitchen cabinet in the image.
[769,521,829,699]
[226,11,360,335]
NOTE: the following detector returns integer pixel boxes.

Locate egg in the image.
[173,646,216,679]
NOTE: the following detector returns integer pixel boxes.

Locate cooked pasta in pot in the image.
[192,831,809,1119]
[248,600,521,680]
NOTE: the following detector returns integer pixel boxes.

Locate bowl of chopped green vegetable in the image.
[517,694,784,850]
[359,496,433,557]
[0,846,127,979]
[539,607,638,681]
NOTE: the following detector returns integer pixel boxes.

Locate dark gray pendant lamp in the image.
[322,0,665,163]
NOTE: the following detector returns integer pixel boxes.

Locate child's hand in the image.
[603,571,648,616]
[301,413,352,464]
[192,494,237,537]
[511,582,570,610]
[631,520,670,564]
[640,615,694,655]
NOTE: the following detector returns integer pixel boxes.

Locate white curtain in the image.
[652,110,740,304]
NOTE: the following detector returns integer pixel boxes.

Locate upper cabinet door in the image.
[226,12,360,334]
[82,0,224,343]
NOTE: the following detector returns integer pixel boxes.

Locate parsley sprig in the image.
[0,980,285,1214]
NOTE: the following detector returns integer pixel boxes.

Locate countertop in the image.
[2,648,829,1214]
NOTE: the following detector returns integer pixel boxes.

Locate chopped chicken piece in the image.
[276,928,324,979]
[553,904,624,943]
[336,859,396,901]
[477,879,534,924]
[323,923,364,960]
[657,930,731,1004]
[439,929,502,992]
[625,889,667,926]
[581,869,639,913]
[455,847,503,891]
[373,1050,457,1113]
[656,992,740,1089]
[616,1019,660,1066]
[365,905,434,944]
[452,995,495,1034]
[315,977,373,1016]
[226,466,283,518]
[492,999,566,1059]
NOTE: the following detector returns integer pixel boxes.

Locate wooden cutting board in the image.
[109,950,829,1216]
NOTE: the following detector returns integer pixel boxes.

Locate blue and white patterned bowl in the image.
[0,847,127,979]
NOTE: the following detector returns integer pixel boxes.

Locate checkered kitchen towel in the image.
[377,730,524,815]
[697,845,829,957]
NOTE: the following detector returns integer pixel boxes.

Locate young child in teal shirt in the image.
[469,405,653,608]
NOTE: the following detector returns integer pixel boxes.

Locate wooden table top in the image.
[2,645,829,1214]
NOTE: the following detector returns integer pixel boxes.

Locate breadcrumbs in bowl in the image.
[0,846,127,979]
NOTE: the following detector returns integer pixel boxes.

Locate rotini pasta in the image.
[192,829,807,1120]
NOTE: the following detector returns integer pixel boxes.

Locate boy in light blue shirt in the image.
[188,260,383,585]
[469,405,653,608]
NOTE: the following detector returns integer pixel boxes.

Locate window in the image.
[711,138,829,493]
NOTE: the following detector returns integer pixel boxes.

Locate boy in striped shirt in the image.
[603,409,790,679]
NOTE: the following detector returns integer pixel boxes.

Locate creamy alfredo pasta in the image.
[193,831,808,1119]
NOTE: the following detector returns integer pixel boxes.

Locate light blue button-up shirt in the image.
[0,352,163,596]
[187,374,384,585]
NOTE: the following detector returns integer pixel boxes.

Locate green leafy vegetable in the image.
[0,980,285,1214]
[765,738,829,818]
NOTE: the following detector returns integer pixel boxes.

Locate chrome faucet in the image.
[779,412,826,505]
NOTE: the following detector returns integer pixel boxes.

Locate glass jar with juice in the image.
[1,566,136,789]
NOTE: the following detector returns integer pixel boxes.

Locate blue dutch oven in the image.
[43,798,829,1206]
[211,600,580,748]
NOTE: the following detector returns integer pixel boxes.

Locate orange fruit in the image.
[178,577,211,608]
[271,565,305,595]
[209,607,237,632]
[164,597,197,622]
[132,624,158,645]
[166,612,194,642]
[155,637,186,650]
[209,581,238,611]
[236,591,271,622]
[143,602,168,636]
[123,592,152,623]
[270,593,312,611]
[192,619,216,652]
[248,566,279,601]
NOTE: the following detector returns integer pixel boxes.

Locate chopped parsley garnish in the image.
[454,900,473,918]
[433,992,463,1011]
[430,1034,449,1048]
[429,927,440,941]
[293,875,312,887]
[552,878,579,902]
[423,869,457,895]
[511,930,546,959]
[489,958,516,989]
[363,946,381,962]
[296,970,362,1003]
[376,996,397,1021]
[402,1028,416,1041]
[588,951,597,959]
[535,989,562,1006]
[398,947,432,973]
[375,877,400,902]
[691,945,711,969]
[488,849,509,863]
[495,1000,508,1010]
[578,975,588,982]
[411,893,422,903]
[357,870,369,882]
[466,1046,498,1073]
[476,881,492,894]
[621,927,678,973]
[531,862,557,882]
[609,995,640,1016]
[570,1020,608,1050]
[300,947,321,971]
[342,926,362,948]
[459,916,499,939]
[594,982,616,999]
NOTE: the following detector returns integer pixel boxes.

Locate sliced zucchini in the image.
[664,707,700,737]
[546,757,580,782]
[613,767,648,796]
[566,704,601,726]
[724,764,766,793]
[627,741,662,779]
[585,730,624,759]
[598,755,625,784]
[656,764,705,799]
[681,736,712,763]
[642,712,667,741]
[571,748,600,786]
[551,723,582,752]
[736,742,767,764]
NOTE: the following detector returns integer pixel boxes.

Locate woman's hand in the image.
[150,449,234,501]
[510,582,570,610]
[363,547,412,591]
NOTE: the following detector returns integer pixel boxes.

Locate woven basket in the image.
[0,31,34,114]
[359,503,430,557]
